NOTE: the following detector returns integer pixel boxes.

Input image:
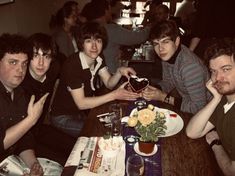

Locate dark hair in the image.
[63,1,78,8]
[81,0,110,21]
[156,4,169,14]
[145,0,162,8]
[204,38,235,67]
[49,3,75,28]
[28,33,57,60]
[150,20,179,41]
[152,0,163,6]
[77,22,108,51]
[0,33,31,60]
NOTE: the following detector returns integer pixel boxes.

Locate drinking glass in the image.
[109,103,123,118]
[111,115,122,136]
[126,154,144,176]
[109,103,123,136]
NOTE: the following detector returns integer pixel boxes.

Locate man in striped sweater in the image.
[142,20,211,114]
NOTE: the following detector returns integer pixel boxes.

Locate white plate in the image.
[134,143,158,156]
[129,107,184,137]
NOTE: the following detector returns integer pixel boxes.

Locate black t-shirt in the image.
[209,96,235,160]
[21,61,60,119]
[0,82,35,161]
[51,52,107,116]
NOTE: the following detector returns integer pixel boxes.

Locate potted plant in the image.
[128,104,167,154]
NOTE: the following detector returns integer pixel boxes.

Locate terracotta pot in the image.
[138,141,155,154]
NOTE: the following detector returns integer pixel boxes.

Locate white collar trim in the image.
[223,101,235,113]
[79,52,103,70]
[79,52,103,91]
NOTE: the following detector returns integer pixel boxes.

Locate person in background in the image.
[63,1,87,24]
[186,38,235,175]
[143,0,162,10]
[21,33,76,165]
[142,2,169,27]
[174,0,197,46]
[0,33,48,176]
[50,22,139,137]
[153,4,170,24]
[49,1,79,58]
[142,20,211,114]
[110,0,131,20]
[174,0,196,31]
[83,0,150,73]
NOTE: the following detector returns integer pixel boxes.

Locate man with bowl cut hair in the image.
[50,22,139,137]
[142,20,211,114]
[21,33,76,165]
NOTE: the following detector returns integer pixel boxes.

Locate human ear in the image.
[175,36,180,47]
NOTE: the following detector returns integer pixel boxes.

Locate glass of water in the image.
[126,154,144,176]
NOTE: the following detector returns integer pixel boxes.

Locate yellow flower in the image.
[137,109,156,126]
[159,112,165,118]
[128,104,167,142]
[127,117,138,127]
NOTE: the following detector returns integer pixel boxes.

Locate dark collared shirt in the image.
[51,52,106,116]
[209,96,235,160]
[0,82,34,161]
[21,61,60,123]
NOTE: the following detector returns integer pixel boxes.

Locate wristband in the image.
[209,139,222,148]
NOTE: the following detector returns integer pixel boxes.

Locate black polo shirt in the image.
[0,82,35,161]
[21,61,60,120]
[51,52,107,116]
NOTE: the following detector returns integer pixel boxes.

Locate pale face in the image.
[210,55,235,95]
[29,48,52,81]
[83,37,103,60]
[152,36,180,61]
[0,53,28,91]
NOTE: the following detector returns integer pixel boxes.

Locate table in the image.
[61,100,223,176]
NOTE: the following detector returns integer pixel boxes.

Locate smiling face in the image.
[152,36,180,61]
[0,53,28,91]
[83,37,103,60]
[210,55,235,95]
[29,48,52,81]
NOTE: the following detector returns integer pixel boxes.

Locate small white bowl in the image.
[98,136,124,157]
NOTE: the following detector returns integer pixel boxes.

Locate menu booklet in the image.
[65,137,125,176]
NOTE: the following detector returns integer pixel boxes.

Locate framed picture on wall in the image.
[0,0,14,5]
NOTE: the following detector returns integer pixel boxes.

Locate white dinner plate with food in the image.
[129,106,184,137]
